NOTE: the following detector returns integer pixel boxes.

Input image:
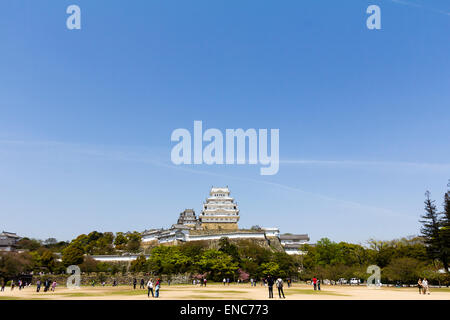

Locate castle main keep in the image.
[140,186,309,255]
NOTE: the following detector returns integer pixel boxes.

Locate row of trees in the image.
[0,230,142,279]
[300,237,446,284]
[60,231,142,267]
[299,184,450,285]
[129,238,300,282]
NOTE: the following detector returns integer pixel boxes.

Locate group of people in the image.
[0,279,56,293]
[193,278,207,286]
[36,279,57,292]
[418,278,430,295]
[265,275,286,299]
[312,277,321,290]
[131,278,162,297]
[146,278,161,298]
[1,280,33,291]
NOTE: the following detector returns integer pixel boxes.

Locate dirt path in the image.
[1,284,449,300]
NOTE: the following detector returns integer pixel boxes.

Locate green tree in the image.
[219,237,240,263]
[197,249,238,281]
[258,262,280,278]
[0,252,34,280]
[130,254,148,273]
[114,232,128,249]
[126,232,142,253]
[440,184,450,273]
[62,243,84,266]
[16,238,42,251]
[80,256,99,273]
[39,249,57,271]
[43,238,58,246]
[382,257,425,284]
[420,191,444,266]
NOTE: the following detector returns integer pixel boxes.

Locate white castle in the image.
[199,187,240,230]
[138,186,309,256]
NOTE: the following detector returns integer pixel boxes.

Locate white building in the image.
[0,231,21,252]
[199,187,240,230]
[139,187,309,256]
[279,234,310,255]
[177,209,199,228]
[90,254,150,262]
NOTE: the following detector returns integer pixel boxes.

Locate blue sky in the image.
[0,0,449,243]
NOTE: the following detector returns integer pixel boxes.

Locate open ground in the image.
[1,283,449,300]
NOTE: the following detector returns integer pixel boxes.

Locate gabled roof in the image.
[280,234,310,241]
[1,231,20,238]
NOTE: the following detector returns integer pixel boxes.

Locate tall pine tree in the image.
[440,182,450,272]
[420,191,443,267]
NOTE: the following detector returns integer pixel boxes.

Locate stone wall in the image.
[201,222,238,230]
[31,272,193,286]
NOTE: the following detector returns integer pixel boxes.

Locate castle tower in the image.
[199,187,240,230]
[177,209,199,228]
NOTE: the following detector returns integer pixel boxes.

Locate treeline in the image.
[300,237,448,285]
[0,230,142,279]
[128,238,300,282]
[300,185,450,285]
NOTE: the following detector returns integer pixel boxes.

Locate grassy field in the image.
[0,283,449,300]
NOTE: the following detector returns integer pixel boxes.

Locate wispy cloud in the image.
[281,159,450,170]
[391,0,421,8]
[389,0,450,16]
[0,139,415,220]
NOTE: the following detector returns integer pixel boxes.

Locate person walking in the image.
[43,280,48,292]
[223,278,226,286]
[147,278,154,298]
[422,278,430,295]
[417,278,423,294]
[51,281,57,292]
[276,277,285,299]
[267,275,274,299]
[312,277,317,290]
[133,278,137,290]
[36,280,41,292]
[155,279,161,298]
[203,278,207,287]
[140,278,145,289]
[11,281,14,291]
[1,280,5,292]
[317,279,321,291]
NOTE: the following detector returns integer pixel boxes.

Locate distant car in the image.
[349,278,360,285]
[338,278,347,285]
